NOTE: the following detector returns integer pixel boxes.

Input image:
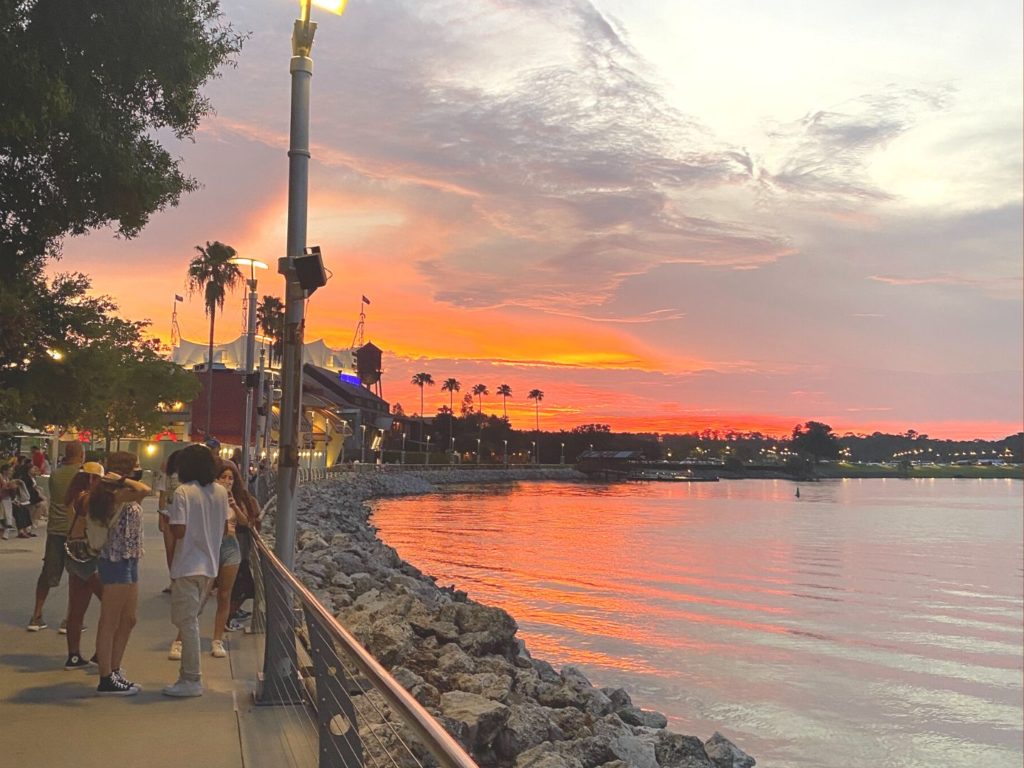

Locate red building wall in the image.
[188,369,257,445]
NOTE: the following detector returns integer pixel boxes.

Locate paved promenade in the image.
[0,498,315,768]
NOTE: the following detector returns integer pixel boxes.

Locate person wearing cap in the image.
[91,451,150,696]
[28,441,84,631]
[61,462,106,669]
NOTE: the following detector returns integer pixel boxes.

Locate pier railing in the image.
[248,501,478,768]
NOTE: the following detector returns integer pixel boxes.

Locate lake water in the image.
[369,478,1024,768]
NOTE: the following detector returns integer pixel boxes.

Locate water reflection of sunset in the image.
[370,478,1023,768]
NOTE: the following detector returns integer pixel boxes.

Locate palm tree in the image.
[472,383,489,415]
[256,295,285,367]
[527,389,544,431]
[411,372,434,446]
[496,384,512,419]
[528,388,544,462]
[187,241,242,438]
[441,378,460,447]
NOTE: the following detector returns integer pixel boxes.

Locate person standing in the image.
[28,441,83,630]
[31,446,46,473]
[62,462,106,669]
[91,452,150,696]
[0,463,15,539]
[156,449,182,593]
[10,462,36,538]
[163,444,228,698]
[208,461,245,658]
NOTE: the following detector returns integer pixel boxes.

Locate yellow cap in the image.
[80,462,105,477]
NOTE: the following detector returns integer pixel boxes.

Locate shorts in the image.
[98,557,139,585]
[40,534,68,588]
[219,535,242,568]
[12,503,32,530]
[66,556,99,582]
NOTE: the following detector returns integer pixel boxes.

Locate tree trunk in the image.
[206,307,216,438]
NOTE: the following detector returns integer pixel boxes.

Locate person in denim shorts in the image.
[91,452,150,696]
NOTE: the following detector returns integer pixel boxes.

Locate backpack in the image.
[65,498,125,563]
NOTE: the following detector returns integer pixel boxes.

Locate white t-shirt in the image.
[168,481,228,579]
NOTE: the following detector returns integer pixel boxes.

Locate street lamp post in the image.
[503,439,508,468]
[263,0,345,707]
[531,440,536,465]
[425,435,431,465]
[450,436,455,465]
[560,442,565,465]
[401,432,406,465]
[230,257,268,482]
[476,437,481,465]
[360,423,367,464]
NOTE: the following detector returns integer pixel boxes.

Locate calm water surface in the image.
[370,479,1023,768]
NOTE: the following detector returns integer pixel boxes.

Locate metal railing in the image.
[248,523,478,768]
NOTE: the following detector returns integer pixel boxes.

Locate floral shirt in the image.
[102,501,144,562]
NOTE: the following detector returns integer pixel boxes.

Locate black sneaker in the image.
[112,668,140,691]
[64,654,90,670]
[96,675,139,696]
[88,653,98,666]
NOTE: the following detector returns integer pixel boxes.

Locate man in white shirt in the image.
[162,445,228,698]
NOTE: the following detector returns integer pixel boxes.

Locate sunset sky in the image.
[56,0,1022,439]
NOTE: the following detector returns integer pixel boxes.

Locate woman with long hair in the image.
[226,461,260,630]
[91,451,149,696]
[207,460,249,658]
[62,462,105,669]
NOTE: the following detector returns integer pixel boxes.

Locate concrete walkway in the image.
[0,498,316,768]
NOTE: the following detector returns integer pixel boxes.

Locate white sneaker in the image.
[211,639,227,658]
[168,640,183,660]
[162,679,203,698]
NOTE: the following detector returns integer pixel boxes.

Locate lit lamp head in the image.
[294,1,347,56]
[229,257,269,284]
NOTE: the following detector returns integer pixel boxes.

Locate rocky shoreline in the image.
[268,468,756,768]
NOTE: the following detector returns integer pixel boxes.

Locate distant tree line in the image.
[407,415,1023,467]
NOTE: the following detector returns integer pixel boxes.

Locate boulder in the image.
[452,671,513,702]
[618,705,669,729]
[439,690,511,751]
[593,716,658,768]
[515,742,584,768]
[704,732,756,768]
[601,687,632,712]
[498,702,560,758]
[654,732,715,768]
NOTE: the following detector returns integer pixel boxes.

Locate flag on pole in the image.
[174,294,184,302]
[361,295,371,305]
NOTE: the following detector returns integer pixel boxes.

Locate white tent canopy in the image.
[170,336,356,374]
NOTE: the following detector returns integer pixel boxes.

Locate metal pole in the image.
[261,12,316,706]
[241,278,258,480]
[255,349,266,462]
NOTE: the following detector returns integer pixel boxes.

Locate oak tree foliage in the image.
[0,0,245,267]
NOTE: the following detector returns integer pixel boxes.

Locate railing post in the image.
[256,539,303,705]
[248,537,267,635]
[304,606,364,768]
